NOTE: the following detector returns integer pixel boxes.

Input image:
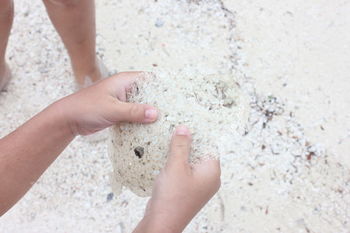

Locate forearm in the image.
[0,101,75,216]
[0,72,159,217]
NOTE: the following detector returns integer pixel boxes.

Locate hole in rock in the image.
[134,146,144,159]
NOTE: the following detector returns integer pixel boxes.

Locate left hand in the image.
[56,71,158,135]
[134,126,221,233]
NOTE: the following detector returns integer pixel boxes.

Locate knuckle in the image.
[174,142,188,149]
[129,104,141,119]
[205,171,221,193]
[207,170,220,182]
[214,179,221,192]
[172,142,189,154]
[212,165,221,183]
[214,172,221,188]
[199,161,221,184]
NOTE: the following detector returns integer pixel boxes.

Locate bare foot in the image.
[74,59,109,90]
[0,63,12,92]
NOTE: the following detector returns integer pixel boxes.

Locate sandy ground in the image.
[0,0,349,232]
[225,0,350,168]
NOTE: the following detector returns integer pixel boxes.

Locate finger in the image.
[108,72,154,101]
[115,71,152,90]
[166,126,192,170]
[102,72,141,99]
[116,71,145,86]
[116,102,158,123]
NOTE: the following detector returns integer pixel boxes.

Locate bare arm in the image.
[0,103,74,215]
[0,72,158,216]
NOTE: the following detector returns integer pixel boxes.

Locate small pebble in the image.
[155,18,165,27]
[106,192,114,202]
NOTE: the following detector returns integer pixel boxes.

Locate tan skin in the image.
[0,72,221,232]
[0,0,13,90]
[0,0,101,88]
[134,126,221,233]
[1,0,221,230]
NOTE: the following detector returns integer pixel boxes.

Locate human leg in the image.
[0,0,14,91]
[43,0,103,86]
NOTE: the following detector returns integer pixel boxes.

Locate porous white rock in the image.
[109,72,249,196]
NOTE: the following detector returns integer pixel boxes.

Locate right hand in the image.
[56,71,158,136]
[134,126,221,233]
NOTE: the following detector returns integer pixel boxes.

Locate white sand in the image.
[0,0,349,232]
[224,0,350,168]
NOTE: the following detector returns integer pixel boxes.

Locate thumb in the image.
[166,126,192,171]
[116,102,158,123]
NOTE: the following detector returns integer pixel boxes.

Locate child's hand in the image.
[56,71,158,135]
[134,126,221,233]
[0,71,158,216]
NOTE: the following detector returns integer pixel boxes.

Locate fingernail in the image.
[175,126,190,136]
[145,108,158,121]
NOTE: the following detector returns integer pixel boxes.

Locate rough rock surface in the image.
[109,72,249,196]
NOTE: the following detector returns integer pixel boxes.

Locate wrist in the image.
[48,99,78,138]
